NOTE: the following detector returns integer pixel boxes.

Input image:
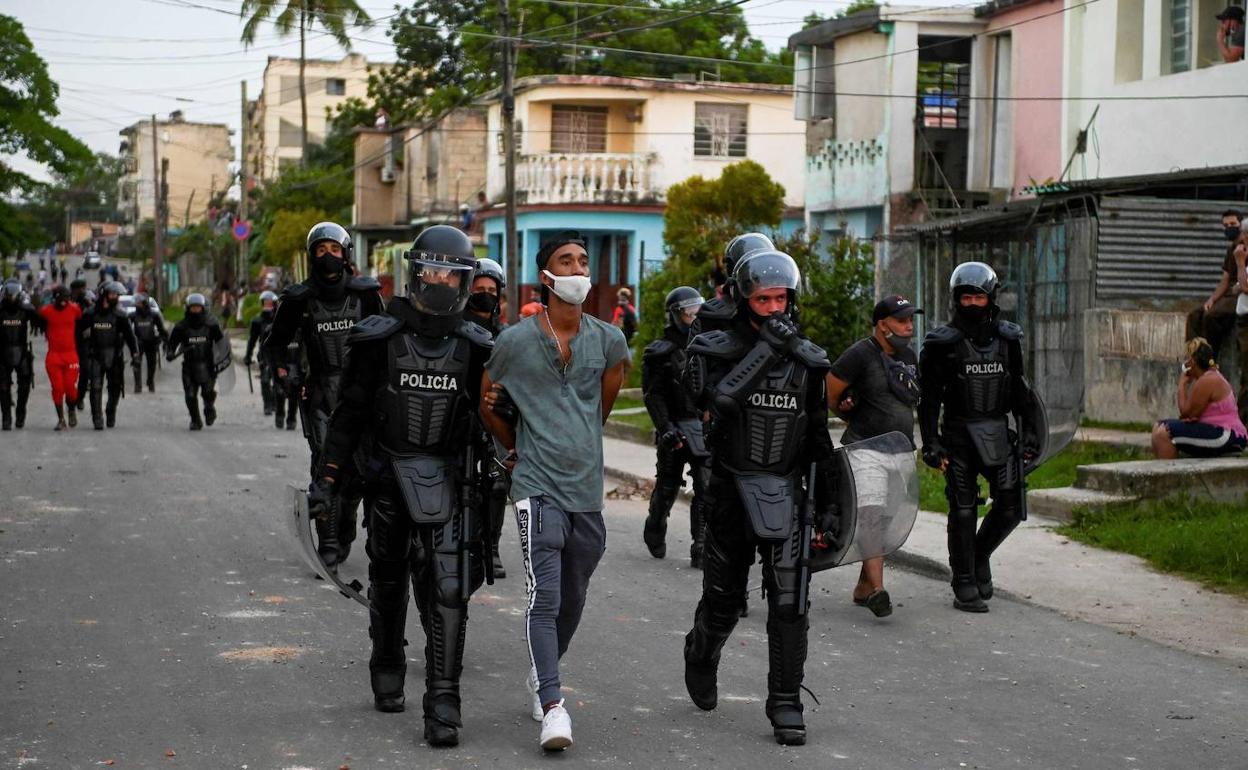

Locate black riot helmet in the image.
[185,292,207,327]
[2,281,20,307]
[185,292,207,310]
[52,285,71,307]
[259,289,278,313]
[306,221,353,282]
[664,286,704,333]
[724,232,775,275]
[734,249,801,320]
[949,261,999,304]
[405,225,476,316]
[466,257,506,317]
[134,292,151,314]
[99,280,124,309]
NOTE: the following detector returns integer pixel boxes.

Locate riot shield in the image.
[212,330,235,395]
[810,431,919,572]
[1017,380,1064,474]
[286,484,368,607]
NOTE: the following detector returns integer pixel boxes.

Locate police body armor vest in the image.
[946,336,1011,421]
[255,313,275,362]
[716,357,810,475]
[132,315,159,343]
[374,331,473,458]
[182,326,214,384]
[88,311,121,368]
[306,293,362,405]
[1,308,29,368]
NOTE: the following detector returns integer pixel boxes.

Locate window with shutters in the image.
[694,103,747,158]
[550,105,608,153]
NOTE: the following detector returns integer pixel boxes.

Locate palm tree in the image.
[239,0,371,166]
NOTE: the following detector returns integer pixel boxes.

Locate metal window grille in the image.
[694,103,748,157]
[1169,0,1191,73]
[551,105,608,153]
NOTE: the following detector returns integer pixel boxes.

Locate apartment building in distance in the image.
[246,52,378,180]
[117,111,234,230]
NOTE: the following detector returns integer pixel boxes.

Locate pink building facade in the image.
[968,0,1065,198]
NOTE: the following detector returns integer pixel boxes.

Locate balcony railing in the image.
[517,152,660,205]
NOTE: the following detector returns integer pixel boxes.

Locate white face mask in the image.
[542,269,592,305]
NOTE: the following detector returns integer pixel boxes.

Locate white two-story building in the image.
[479,74,805,321]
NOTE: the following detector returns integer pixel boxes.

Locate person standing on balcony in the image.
[1217,6,1245,62]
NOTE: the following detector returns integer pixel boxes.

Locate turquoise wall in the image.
[484,209,665,288]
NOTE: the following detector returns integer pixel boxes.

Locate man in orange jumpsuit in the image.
[38,286,82,431]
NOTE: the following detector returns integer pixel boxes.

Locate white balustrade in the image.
[516,153,660,204]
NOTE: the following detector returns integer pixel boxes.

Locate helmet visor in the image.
[409,258,473,316]
[735,250,800,299]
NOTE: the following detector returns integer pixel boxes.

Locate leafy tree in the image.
[239,0,371,164]
[372,0,792,122]
[636,161,873,375]
[170,220,237,284]
[266,207,329,273]
[0,14,91,255]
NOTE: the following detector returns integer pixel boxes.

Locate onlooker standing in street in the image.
[1151,338,1246,458]
[611,287,638,346]
[1187,210,1244,355]
[1217,6,1245,62]
[826,295,923,618]
[479,232,628,751]
[519,287,544,318]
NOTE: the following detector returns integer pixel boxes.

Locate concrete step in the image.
[1027,486,1139,523]
[1076,457,1248,501]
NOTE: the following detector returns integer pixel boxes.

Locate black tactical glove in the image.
[492,385,519,424]
[759,313,802,356]
[657,424,684,450]
[307,476,336,520]
[921,443,947,470]
[243,355,252,366]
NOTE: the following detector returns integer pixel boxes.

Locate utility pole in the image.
[499,0,519,318]
[151,114,164,306]
[159,158,169,306]
[239,80,250,287]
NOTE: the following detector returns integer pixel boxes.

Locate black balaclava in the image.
[952,290,995,342]
[188,308,205,328]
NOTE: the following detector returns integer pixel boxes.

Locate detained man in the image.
[479,232,628,751]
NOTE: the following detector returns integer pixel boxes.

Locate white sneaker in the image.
[539,699,573,751]
[526,666,543,722]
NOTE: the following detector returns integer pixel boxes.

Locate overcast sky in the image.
[7,0,956,187]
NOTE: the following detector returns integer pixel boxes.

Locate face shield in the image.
[407,256,473,316]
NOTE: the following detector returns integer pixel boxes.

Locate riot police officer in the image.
[688,232,774,339]
[0,281,44,429]
[69,279,91,412]
[263,222,383,570]
[462,257,510,578]
[682,250,837,746]
[312,225,494,748]
[79,281,138,430]
[166,293,224,430]
[244,290,279,419]
[918,262,1038,613]
[130,293,168,393]
[641,286,710,567]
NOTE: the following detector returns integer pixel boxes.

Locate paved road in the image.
[2,346,1246,769]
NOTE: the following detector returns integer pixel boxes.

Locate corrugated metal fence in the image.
[1095,197,1232,300]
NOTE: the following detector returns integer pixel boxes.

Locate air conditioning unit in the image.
[380,166,396,184]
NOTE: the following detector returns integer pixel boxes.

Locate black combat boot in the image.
[974,510,1020,601]
[644,476,679,559]
[369,568,409,713]
[949,509,987,612]
[105,402,117,428]
[683,626,722,711]
[186,397,203,431]
[419,592,470,748]
[66,404,77,428]
[203,393,217,426]
[54,404,67,432]
[1,406,10,431]
[766,609,809,746]
[315,507,342,572]
[15,401,26,429]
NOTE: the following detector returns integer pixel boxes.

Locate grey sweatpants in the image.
[515,496,607,706]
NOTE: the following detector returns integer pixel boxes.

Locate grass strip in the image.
[1058,496,1248,596]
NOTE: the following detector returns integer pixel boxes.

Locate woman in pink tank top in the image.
[1151,338,1247,458]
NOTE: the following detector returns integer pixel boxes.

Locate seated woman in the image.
[1152,338,1248,458]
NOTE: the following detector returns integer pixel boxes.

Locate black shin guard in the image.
[368,572,409,712]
